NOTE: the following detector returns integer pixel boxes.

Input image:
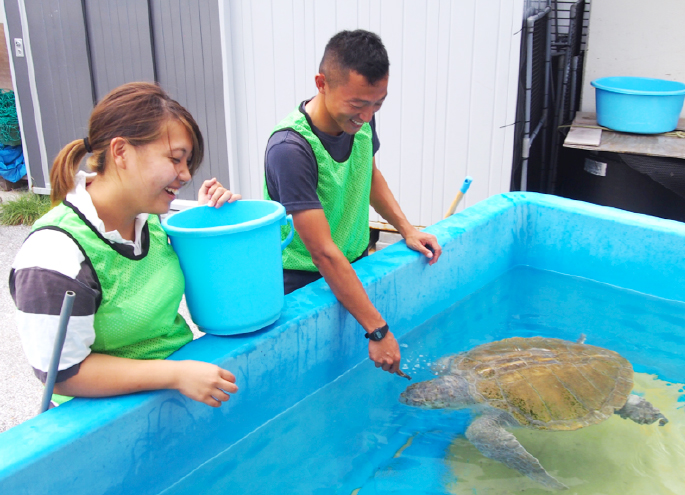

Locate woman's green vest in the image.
[264,107,373,271]
[32,202,192,404]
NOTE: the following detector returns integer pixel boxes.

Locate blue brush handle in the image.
[460,176,473,194]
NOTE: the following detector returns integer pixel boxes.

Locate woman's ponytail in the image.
[49,139,88,206]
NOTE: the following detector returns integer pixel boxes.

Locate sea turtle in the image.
[399,336,668,490]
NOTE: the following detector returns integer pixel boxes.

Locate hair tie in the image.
[83,137,93,153]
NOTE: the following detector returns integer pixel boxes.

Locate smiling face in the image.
[127,119,194,215]
[318,70,388,135]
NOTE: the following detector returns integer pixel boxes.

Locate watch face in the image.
[366,325,389,340]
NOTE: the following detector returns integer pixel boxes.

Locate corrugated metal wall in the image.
[7,0,228,198]
[85,0,155,100]
[151,0,228,199]
[22,0,93,188]
[10,0,525,220]
[222,0,524,227]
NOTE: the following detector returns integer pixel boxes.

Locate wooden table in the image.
[563,112,685,159]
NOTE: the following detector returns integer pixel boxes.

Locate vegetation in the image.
[0,193,51,226]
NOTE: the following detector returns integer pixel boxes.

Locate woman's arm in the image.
[54,353,238,407]
[13,225,238,407]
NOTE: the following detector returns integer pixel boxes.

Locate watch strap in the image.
[365,323,389,341]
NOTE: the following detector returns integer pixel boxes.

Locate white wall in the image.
[581,0,685,118]
[221,0,524,227]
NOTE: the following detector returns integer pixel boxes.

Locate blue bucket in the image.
[162,200,293,335]
[591,77,685,134]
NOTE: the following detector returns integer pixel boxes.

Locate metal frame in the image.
[548,0,586,192]
[521,7,552,191]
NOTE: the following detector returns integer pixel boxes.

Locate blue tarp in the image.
[0,143,25,183]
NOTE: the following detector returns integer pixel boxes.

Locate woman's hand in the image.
[198,177,241,208]
[53,354,238,408]
[172,361,239,407]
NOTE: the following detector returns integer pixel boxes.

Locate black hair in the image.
[319,29,389,86]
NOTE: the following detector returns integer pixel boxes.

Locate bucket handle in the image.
[281,214,294,250]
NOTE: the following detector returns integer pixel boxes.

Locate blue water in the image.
[160,266,685,494]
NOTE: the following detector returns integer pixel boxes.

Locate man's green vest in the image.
[264,106,374,271]
[32,202,192,404]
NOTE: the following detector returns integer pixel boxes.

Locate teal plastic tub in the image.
[162,200,293,335]
[591,77,685,134]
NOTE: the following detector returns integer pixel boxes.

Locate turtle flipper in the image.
[465,413,568,490]
[615,394,668,426]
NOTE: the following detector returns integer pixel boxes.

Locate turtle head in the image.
[399,375,474,409]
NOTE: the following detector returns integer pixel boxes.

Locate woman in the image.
[10,82,239,408]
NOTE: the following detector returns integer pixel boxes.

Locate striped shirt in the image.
[10,172,148,383]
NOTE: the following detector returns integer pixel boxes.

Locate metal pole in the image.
[521,15,535,191]
[39,291,76,413]
[521,7,551,191]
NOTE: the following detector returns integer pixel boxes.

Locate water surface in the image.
[162,266,685,494]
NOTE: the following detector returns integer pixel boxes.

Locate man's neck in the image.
[304,94,343,136]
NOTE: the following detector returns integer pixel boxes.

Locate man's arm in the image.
[292,209,401,374]
[369,158,442,264]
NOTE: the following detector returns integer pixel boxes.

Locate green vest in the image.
[32,202,192,404]
[265,106,374,271]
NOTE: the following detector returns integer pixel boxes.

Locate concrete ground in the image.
[0,190,39,432]
[0,190,201,433]
[0,23,30,431]
[0,223,40,432]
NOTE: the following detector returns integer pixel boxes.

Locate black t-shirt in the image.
[264,100,380,213]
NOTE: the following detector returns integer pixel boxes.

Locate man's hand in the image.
[403,228,442,265]
[368,331,401,374]
[369,161,443,265]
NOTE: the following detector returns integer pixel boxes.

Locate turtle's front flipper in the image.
[615,394,668,426]
[465,413,568,490]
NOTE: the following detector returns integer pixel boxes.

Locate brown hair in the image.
[49,82,204,206]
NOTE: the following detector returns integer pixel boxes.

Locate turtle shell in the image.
[449,337,633,430]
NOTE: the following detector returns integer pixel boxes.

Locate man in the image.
[264,29,442,376]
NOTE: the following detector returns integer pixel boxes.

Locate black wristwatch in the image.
[365,323,389,341]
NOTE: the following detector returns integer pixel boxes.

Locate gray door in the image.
[5,0,93,189]
[9,0,228,196]
[150,0,229,199]
[84,0,156,100]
